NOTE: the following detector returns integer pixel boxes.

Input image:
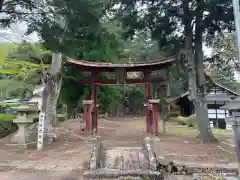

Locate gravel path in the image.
[0,118,238,180]
[0,170,220,180]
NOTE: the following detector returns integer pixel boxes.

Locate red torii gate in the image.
[67,58,175,135]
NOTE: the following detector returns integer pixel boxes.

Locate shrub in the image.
[57,114,65,122]
[0,113,65,122]
[29,113,65,122]
[0,113,18,138]
[170,111,179,117]
[0,113,16,121]
[0,103,21,112]
[177,118,187,125]
[186,114,197,127]
[174,114,197,127]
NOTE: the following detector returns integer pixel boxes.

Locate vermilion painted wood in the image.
[67,57,175,72]
[68,58,175,135]
[91,84,98,133]
[78,77,166,84]
[144,71,151,133]
[152,103,159,134]
[96,105,99,133]
[149,100,160,134]
[83,101,93,134]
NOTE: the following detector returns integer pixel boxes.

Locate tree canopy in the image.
[0,0,239,141]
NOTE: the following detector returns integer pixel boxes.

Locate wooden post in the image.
[91,83,98,133]
[165,68,171,134]
[144,103,148,132]
[145,83,151,133]
[83,100,93,134]
[144,72,151,133]
[96,104,99,133]
[37,112,46,151]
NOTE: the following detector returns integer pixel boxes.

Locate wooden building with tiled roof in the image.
[169,75,240,129]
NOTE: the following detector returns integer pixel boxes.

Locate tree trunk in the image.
[41,52,63,144]
[165,68,171,132]
[0,0,4,11]
[194,0,216,141]
[182,0,196,101]
[65,104,70,119]
[182,0,214,141]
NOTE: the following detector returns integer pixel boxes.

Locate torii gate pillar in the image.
[149,99,160,135]
[83,100,94,134]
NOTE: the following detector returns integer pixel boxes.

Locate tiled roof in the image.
[205,94,235,101]
[221,97,240,110]
[168,80,239,103]
[67,57,175,69]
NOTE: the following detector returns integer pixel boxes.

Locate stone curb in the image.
[158,156,238,175]
[173,160,238,174]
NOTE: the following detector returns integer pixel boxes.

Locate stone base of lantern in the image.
[5,122,38,149]
[226,123,232,130]
[6,141,37,149]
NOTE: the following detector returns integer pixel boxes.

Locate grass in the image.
[166,123,233,142]
[133,118,233,141]
[213,128,232,136]
[166,125,197,136]
[0,43,18,65]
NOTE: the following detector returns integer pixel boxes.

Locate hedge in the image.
[0,113,16,121]
[29,114,65,122]
[0,113,65,122]
[172,114,197,127]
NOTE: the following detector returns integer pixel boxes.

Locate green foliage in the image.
[98,85,124,113]
[0,43,18,65]
[0,58,47,100]
[8,0,235,118]
[0,79,25,100]
[0,60,48,77]
[0,43,50,100]
[113,0,235,93]
[57,114,65,122]
[29,113,65,122]
[0,113,16,121]
[205,33,237,81]
[116,0,234,45]
[7,43,52,64]
[0,103,21,112]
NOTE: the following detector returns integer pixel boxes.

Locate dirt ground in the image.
[0,117,237,165]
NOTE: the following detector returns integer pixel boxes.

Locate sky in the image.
[0,22,39,44]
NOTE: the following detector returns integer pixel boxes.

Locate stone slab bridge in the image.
[67,57,175,135]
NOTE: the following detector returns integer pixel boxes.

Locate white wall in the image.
[33,85,44,95]
[28,97,42,110]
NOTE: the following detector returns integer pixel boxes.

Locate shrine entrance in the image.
[67,58,175,135]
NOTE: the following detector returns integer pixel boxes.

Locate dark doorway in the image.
[176,96,194,117]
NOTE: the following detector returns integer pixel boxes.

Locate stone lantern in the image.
[9,103,38,149]
[222,113,240,178]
